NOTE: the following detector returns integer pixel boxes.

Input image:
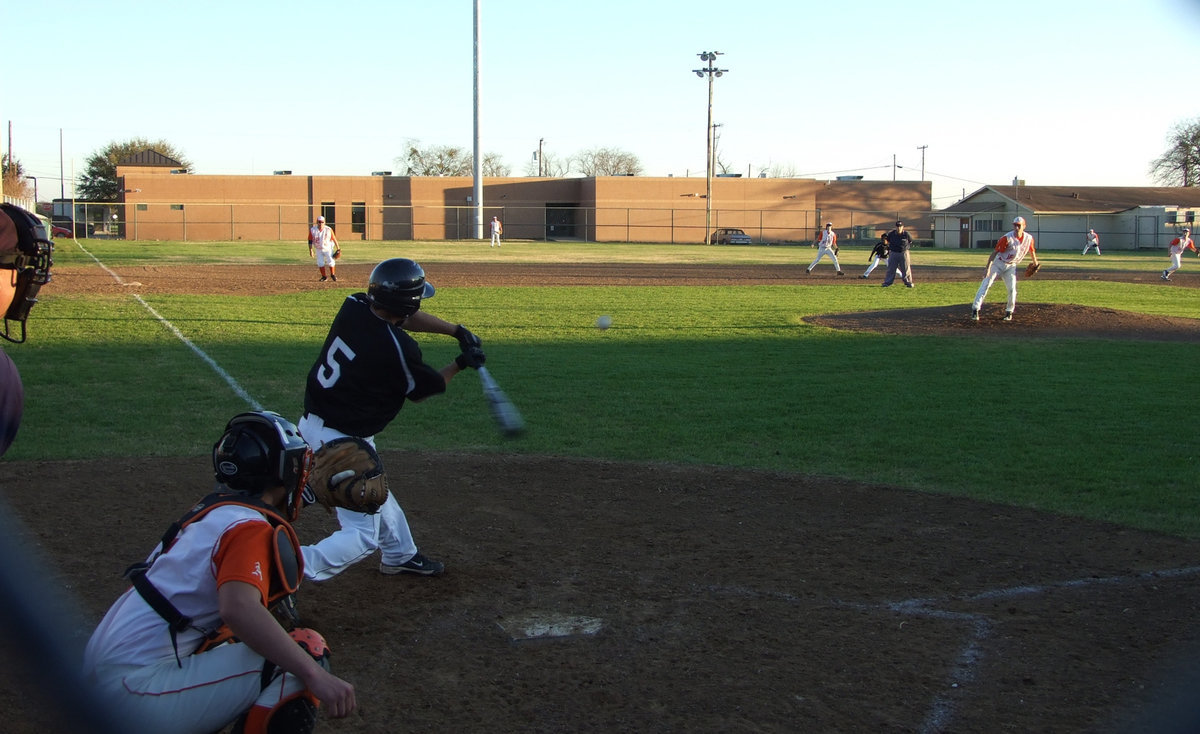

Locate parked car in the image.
[710,227,753,245]
[50,224,73,239]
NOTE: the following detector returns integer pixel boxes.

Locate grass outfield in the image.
[7,240,1200,537]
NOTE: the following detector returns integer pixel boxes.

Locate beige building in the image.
[113,152,932,244]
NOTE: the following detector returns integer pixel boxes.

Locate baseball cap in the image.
[825,221,832,226]
[1013,216,1026,226]
[317,215,325,222]
[895,220,903,226]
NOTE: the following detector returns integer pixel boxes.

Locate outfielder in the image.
[83,412,357,733]
[298,258,486,581]
[1162,227,1197,281]
[490,216,503,247]
[970,216,1039,322]
[1082,228,1101,255]
[806,222,844,276]
[308,215,340,282]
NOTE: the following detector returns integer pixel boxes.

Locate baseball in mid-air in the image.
[595,315,612,330]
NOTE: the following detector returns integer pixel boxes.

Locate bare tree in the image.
[1150,118,1200,186]
[573,147,643,176]
[482,153,510,177]
[1,154,33,199]
[524,150,571,177]
[397,140,510,177]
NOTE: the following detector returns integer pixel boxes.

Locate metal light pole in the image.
[693,51,726,244]
[25,175,37,204]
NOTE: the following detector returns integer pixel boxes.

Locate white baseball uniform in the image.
[490,218,502,247]
[807,227,841,273]
[1164,234,1196,278]
[972,229,1036,313]
[309,223,337,267]
[83,505,310,732]
[1082,230,1101,255]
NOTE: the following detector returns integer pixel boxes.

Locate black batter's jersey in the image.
[303,294,446,437]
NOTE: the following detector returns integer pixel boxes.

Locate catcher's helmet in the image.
[366,258,435,317]
[0,203,54,344]
[213,411,312,519]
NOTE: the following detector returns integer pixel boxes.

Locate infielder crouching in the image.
[970,216,1038,322]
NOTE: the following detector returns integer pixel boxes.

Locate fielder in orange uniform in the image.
[1162,227,1197,281]
[970,216,1038,322]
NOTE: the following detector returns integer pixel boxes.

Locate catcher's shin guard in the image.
[232,628,331,734]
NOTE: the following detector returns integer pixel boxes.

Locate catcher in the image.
[84,411,358,733]
[308,215,340,282]
[969,215,1039,322]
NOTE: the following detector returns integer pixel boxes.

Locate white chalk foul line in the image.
[711,564,1200,734]
[73,242,261,411]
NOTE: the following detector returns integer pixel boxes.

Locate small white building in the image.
[932,185,1200,250]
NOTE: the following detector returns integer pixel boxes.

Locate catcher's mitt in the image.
[304,437,388,514]
[1024,261,1041,278]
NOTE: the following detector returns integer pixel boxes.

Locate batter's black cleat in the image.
[970,309,979,322]
[859,274,868,279]
[1003,311,1013,322]
[836,270,845,276]
[381,552,445,576]
[805,267,812,275]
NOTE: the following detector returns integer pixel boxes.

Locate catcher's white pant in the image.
[863,256,883,277]
[972,260,1019,312]
[314,245,336,268]
[807,245,841,271]
[88,643,306,734]
[297,413,419,581]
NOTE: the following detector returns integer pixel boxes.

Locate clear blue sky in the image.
[5,0,1199,207]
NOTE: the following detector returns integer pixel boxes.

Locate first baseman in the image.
[297,258,485,581]
[84,412,357,732]
[1162,227,1197,280]
[308,215,339,282]
[970,216,1039,321]
[806,222,844,276]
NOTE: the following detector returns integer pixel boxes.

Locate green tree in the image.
[77,138,191,201]
[1,153,33,199]
[1150,118,1200,186]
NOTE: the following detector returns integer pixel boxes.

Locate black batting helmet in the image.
[213,411,312,519]
[366,258,435,317]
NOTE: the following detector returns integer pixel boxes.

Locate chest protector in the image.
[123,490,303,664]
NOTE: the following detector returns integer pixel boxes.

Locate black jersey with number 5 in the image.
[303,294,446,437]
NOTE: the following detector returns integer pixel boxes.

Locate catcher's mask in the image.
[213,411,312,520]
[0,204,54,344]
[366,257,435,318]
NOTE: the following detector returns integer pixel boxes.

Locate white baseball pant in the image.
[808,245,841,271]
[297,413,419,581]
[972,260,1019,313]
[88,643,307,734]
[1166,252,1183,276]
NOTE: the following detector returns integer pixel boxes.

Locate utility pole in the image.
[471,0,483,240]
[917,145,928,181]
[693,51,727,244]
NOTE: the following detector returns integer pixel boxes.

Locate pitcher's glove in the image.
[1024,261,1041,278]
[332,248,341,260]
[304,437,388,514]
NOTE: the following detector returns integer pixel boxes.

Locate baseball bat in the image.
[477,366,525,437]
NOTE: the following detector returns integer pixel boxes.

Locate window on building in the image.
[171,204,184,211]
[321,202,335,227]
[351,202,366,234]
[137,204,148,211]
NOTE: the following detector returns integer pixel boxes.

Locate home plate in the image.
[498,611,604,641]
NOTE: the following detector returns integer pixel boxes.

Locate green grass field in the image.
[7,240,1200,537]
